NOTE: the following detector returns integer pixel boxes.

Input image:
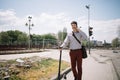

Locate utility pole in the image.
[86,5,91,54]
[25,16,34,50]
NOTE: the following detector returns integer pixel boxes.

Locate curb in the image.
[50,67,71,80]
[111,59,120,80]
[91,53,120,80]
[0,50,43,55]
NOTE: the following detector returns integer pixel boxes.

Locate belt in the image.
[70,48,82,51]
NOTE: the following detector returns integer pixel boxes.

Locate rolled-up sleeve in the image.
[60,34,70,48]
[81,31,88,41]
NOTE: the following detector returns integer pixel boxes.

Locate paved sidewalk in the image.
[91,50,120,80]
[61,50,119,80]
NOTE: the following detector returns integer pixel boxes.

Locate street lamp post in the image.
[25,16,34,50]
[42,38,45,50]
[86,5,91,54]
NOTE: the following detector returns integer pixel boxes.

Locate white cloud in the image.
[0,9,27,32]
[91,19,120,42]
[0,9,16,25]
[0,9,120,43]
[31,12,72,34]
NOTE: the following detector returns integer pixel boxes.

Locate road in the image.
[0,49,70,62]
[0,49,119,80]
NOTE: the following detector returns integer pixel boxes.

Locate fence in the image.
[0,39,58,50]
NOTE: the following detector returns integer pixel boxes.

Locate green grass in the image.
[0,57,70,80]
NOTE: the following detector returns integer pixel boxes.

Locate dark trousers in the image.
[69,49,82,80]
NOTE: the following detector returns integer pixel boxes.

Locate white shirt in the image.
[60,30,88,50]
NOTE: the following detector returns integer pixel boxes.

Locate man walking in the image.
[60,21,88,80]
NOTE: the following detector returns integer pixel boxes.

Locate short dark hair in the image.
[71,21,77,26]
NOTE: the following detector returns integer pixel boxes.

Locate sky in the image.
[0,0,120,43]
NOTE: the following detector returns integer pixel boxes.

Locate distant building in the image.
[91,40,103,47]
[96,41,103,46]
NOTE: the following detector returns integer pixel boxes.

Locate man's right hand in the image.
[59,47,62,51]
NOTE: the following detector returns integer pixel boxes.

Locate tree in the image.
[0,30,29,45]
[0,31,11,45]
[17,33,28,45]
[58,27,67,42]
[7,30,22,44]
[58,31,63,41]
[112,38,120,47]
[42,34,57,40]
[40,34,57,48]
[63,27,67,41]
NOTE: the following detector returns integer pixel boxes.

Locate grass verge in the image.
[0,56,70,80]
